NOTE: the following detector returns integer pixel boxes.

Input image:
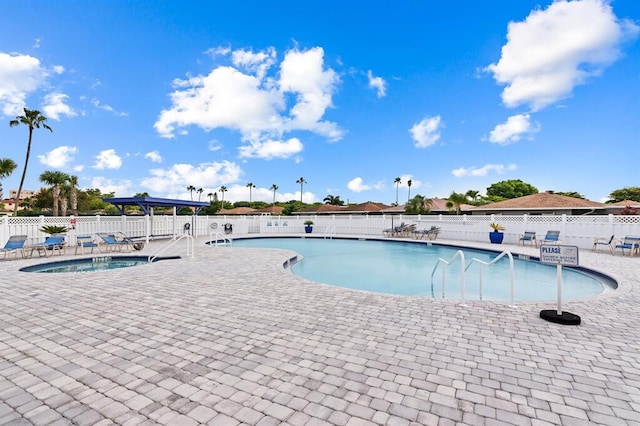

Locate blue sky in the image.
[0,0,638,205]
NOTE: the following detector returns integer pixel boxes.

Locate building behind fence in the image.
[2,214,640,250]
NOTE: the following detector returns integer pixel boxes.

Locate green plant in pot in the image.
[40,225,69,235]
[304,220,314,234]
[489,223,505,244]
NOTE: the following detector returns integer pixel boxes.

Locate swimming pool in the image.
[19,255,179,273]
[232,237,613,301]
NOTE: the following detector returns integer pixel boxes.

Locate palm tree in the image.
[323,194,344,206]
[296,176,306,203]
[246,182,255,204]
[186,185,196,201]
[39,170,70,216]
[207,192,214,202]
[0,158,17,201]
[59,182,71,216]
[446,191,468,215]
[69,175,79,215]
[197,188,204,201]
[407,179,412,203]
[406,195,432,214]
[465,190,480,204]
[394,177,401,206]
[219,186,228,205]
[9,108,53,214]
[270,184,278,207]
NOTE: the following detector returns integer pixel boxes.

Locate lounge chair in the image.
[0,235,28,259]
[413,226,440,240]
[97,232,133,252]
[383,222,406,237]
[75,235,99,255]
[518,231,536,246]
[537,230,561,246]
[613,236,640,256]
[27,235,66,257]
[592,235,614,254]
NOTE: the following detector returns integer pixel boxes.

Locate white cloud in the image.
[90,176,133,197]
[93,149,122,170]
[488,113,540,145]
[0,52,48,115]
[367,70,387,98]
[348,177,380,193]
[486,0,639,111]
[38,145,78,168]
[397,174,421,189]
[410,115,442,148]
[238,137,303,160]
[140,160,242,195]
[451,163,517,177]
[42,92,76,121]
[92,98,127,116]
[144,151,162,163]
[52,65,64,74]
[154,46,343,159]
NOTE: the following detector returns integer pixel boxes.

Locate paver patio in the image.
[0,235,639,425]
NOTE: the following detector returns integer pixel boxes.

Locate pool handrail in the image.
[431,250,466,305]
[148,234,193,262]
[465,251,517,308]
[323,226,336,239]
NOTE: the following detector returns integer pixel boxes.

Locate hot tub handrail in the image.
[430,250,466,305]
[148,234,193,262]
[465,251,516,308]
[209,232,232,247]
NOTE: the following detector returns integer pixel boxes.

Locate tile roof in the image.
[471,192,606,210]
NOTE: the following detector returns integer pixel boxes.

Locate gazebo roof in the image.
[103,197,209,215]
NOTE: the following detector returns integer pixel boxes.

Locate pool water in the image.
[232,238,611,301]
[21,256,152,273]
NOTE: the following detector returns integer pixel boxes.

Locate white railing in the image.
[209,232,232,247]
[148,234,193,262]
[323,226,336,239]
[431,250,467,305]
[465,251,517,308]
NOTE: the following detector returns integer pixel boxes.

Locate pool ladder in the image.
[430,250,516,307]
[148,234,194,262]
[323,226,336,239]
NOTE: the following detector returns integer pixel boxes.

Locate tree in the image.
[270,184,278,206]
[486,179,538,199]
[406,195,432,214]
[39,170,70,216]
[394,177,401,205]
[0,158,17,201]
[465,190,480,202]
[219,186,228,205]
[407,179,412,203]
[554,191,585,199]
[296,176,306,203]
[446,191,468,215]
[186,185,196,200]
[69,175,79,215]
[197,187,204,201]
[323,195,345,206]
[9,108,53,214]
[207,192,214,202]
[246,182,255,204]
[608,187,640,203]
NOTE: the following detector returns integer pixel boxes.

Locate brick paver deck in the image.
[0,235,638,425]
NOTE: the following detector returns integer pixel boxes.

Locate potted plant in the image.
[304,220,314,234]
[40,225,69,235]
[489,223,505,244]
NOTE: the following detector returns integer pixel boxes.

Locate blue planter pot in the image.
[489,232,504,244]
[305,226,313,234]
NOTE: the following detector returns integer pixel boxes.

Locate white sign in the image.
[539,245,579,266]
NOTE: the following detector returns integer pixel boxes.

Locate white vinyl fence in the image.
[2,213,640,250]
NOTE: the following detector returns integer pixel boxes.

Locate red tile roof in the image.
[471,192,605,210]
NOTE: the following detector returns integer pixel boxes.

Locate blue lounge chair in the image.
[538,230,561,246]
[592,235,614,254]
[0,235,28,259]
[519,231,536,246]
[613,236,640,256]
[97,232,133,252]
[28,235,66,257]
[75,235,99,255]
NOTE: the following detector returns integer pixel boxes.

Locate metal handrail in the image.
[148,234,193,262]
[430,250,466,305]
[323,226,336,239]
[465,251,517,308]
[209,232,232,247]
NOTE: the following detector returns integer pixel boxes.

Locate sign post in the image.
[538,245,581,325]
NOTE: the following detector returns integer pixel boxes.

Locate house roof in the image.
[296,204,343,214]
[341,201,390,213]
[217,207,256,215]
[251,206,284,214]
[608,200,640,207]
[471,192,605,211]
[428,197,474,212]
